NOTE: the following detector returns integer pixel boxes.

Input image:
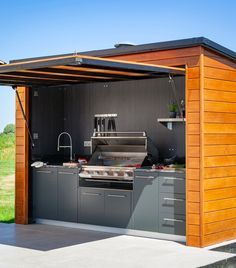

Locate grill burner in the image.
[79,132,147,183]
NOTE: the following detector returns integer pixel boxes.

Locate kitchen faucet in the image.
[57,132,73,162]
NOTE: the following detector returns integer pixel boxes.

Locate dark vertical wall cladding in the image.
[29,87,64,159]
[63,77,185,159]
[30,77,185,161]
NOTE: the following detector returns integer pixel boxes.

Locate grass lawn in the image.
[0,133,15,223]
[0,174,14,223]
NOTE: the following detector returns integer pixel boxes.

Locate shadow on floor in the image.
[0,223,118,251]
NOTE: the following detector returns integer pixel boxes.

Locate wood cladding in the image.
[15,86,29,224]
[14,43,236,247]
[202,49,236,246]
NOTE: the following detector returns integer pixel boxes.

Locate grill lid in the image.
[89,132,147,167]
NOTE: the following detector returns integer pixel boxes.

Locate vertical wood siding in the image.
[15,86,29,224]
[202,49,236,246]
[107,47,202,247]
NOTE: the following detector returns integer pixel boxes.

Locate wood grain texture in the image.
[15,86,29,224]
[204,145,236,156]
[205,166,236,179]
[202,49,236,246]
[204,187,236,201]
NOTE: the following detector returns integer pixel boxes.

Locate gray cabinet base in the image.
[36,218,186,243]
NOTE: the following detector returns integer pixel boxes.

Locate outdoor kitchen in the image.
[29,75,186,240]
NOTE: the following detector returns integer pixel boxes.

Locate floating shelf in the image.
[157,118,186,130]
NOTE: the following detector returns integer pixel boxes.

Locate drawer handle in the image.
[163,218,185,223]
[135,175,155,179]
[82,179,131,184]
[163,177,184,181]
[36,170,52,174]
[107,194,126,198]
[82,192,101,196]
[163,197,185,202]
[58,171,76,175]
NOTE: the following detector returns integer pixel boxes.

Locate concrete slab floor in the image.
[0,223,235,268]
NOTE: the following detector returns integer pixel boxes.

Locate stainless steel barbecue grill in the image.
[79,132,148,183]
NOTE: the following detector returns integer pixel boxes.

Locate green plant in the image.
[3,124,15,134]
[167,102,178,113]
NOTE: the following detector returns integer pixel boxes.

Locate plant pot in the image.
[169,112,176,118]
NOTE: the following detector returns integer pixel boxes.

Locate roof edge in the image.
[10,37,236,64]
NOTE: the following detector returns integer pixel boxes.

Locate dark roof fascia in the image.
[9,37,236,64]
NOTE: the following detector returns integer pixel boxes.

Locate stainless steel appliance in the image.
[79,132,147,186]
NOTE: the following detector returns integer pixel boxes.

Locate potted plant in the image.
[167,102,178,118]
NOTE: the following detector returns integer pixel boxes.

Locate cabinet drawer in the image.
[159,176,185,194]
[134,171,158,179]
[159,213,185,236]
[159,171,185,179]
[159,193,185,215]
[58,168,78,175]
[35,167,57,175]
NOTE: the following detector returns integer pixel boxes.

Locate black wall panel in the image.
[30,77,185,162]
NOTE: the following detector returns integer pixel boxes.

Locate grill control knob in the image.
[104,172,109,176]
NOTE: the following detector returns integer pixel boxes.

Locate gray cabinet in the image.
[158,171,185,236]
[133,171,159,232]
[79,187,104,226]
[104,190,132,228]
[58,169,78,222]
[33,167,58,220]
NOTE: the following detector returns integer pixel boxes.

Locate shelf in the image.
[157,118,186,130]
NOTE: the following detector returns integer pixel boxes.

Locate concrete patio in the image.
[0,223,235,268]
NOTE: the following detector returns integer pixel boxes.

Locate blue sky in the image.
[0,0,236,131]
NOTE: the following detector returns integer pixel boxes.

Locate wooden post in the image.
[15,86,29,224]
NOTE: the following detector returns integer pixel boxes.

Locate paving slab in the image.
[0,223,235,268]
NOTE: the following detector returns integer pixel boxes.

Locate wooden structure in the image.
[0,37,235,247]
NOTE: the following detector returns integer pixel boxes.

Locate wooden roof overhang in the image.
[0,54,185,87]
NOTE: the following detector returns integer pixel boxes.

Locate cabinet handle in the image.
[83,179,132,184]
[36,170,52,174]
[82,192,101,196]
[163,177,184,181]
[163,197,185,202]
[107,194,126,198]
[58,171,76,175]
[135,175,155,179]
[163,218,185,223]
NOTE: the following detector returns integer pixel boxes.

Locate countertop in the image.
[40,164,185,173]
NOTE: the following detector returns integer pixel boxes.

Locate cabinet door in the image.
[79,187,104,226]
[33,167,57,220]
[133,172,158,232]
[104,190,132,228]
[58,169,78,222]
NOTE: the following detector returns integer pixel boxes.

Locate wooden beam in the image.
[12,69,136,80]
[48,65,147,77]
